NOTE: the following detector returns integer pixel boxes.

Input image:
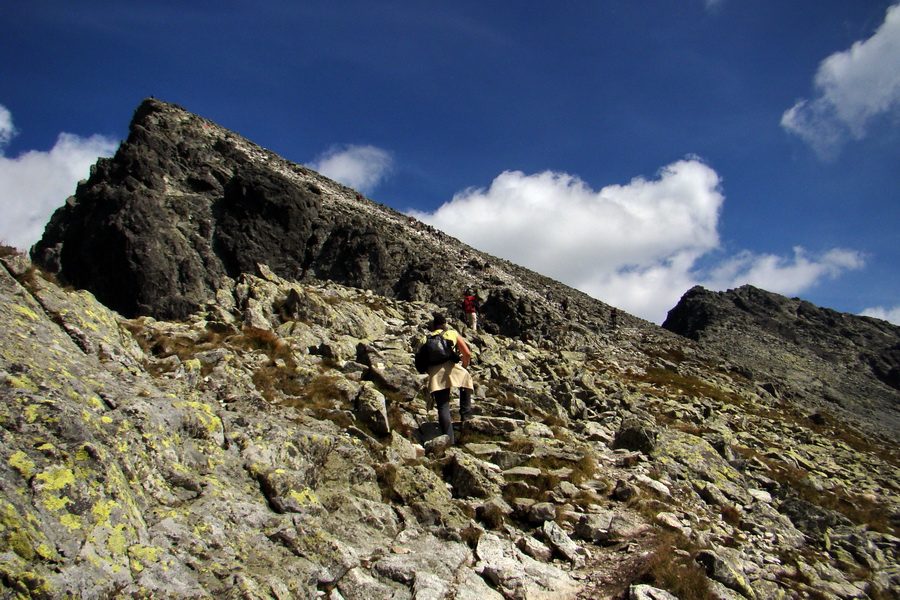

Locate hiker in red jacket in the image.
[462,290,479,333]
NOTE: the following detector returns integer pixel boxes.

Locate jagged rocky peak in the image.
[664,284,900,442]
[30,98,622,337]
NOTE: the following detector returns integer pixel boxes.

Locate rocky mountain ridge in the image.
[0,98,897,599]
[31,98,627,340]
[663,285,900,444]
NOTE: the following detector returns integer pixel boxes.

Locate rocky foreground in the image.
[1,249,898,600]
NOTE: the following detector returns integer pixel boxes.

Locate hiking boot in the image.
[456,421,467,443]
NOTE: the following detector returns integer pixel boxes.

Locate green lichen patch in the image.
[9,451,36,480]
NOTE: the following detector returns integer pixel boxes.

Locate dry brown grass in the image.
[626,367,736,403]
[507,435,536,455]
[278,373,343,408]
[276,373,357,429]
[10,261,68,293]
[231,327,295,365]
[720,504,743,527]
[123,321,237,359]
[638,530,714,600]
[643,346,687,365]
[252,364,305,401]
[477,502,507,530]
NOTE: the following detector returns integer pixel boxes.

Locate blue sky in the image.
[1,1,898,324]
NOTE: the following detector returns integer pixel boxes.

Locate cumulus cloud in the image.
[860,305,900,325]
[309,144,393,195]
[412,160,865,323]
[781,2,900,157]
[0,105,15,146]
[0,106,118,251]
[704,247,866,292]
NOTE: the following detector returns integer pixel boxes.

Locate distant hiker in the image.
[561,297,570,318]
[421,312,473,445]
[609,308,618,331]
[545,290,554,303]
[462,290,479,332]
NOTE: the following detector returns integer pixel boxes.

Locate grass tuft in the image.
[639,531,714,600]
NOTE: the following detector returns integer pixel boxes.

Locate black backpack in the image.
[414,332,458,374]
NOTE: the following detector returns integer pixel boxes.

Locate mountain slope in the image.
[31,98,625,340]
[664,284,900,443]
[3,248,899,599]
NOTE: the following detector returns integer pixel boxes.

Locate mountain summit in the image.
[664,284,900,442]
[31,98,619,338]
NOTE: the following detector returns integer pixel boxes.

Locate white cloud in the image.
[704,247,866,293]
[309,144,393,194]
[781,2,900,157]
[860,305,900,325]
[0,105,15,146]
[0,105,118,251]
[412,160,865,324]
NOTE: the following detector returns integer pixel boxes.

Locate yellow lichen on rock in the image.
[59,513,82,530]
[9,374,39,392]
[289,487,320,506]
[0,499,58,563]
[41,495,71,512]
[11,304,40,321]
[91,499,121,524]
[35,467,75,491]
[107,524,128,555]
[127,544,161,573]
[9,451,35,479]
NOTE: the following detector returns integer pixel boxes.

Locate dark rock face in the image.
[663,284,900,441]
[33,100,388,320]
[32,99,618,336]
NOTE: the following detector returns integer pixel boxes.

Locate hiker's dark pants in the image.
[432,387,472,445]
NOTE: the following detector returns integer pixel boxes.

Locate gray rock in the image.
[516,535,553,562]
[574,511,616,543]
[696,549,757,600]
[336,567,408,600]
[540,520,585,567]
[453,568,506,600]
[528,502,558,524]
[597,512,652,543]
[355,382,391,436]
[449,451,503,499]
[475,533,581,599]
[477,496,513,529]
[613,416,659,454]
[629,584,681,600]
[612,479,639,502]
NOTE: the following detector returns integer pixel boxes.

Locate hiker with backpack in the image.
[415,312,474,445]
